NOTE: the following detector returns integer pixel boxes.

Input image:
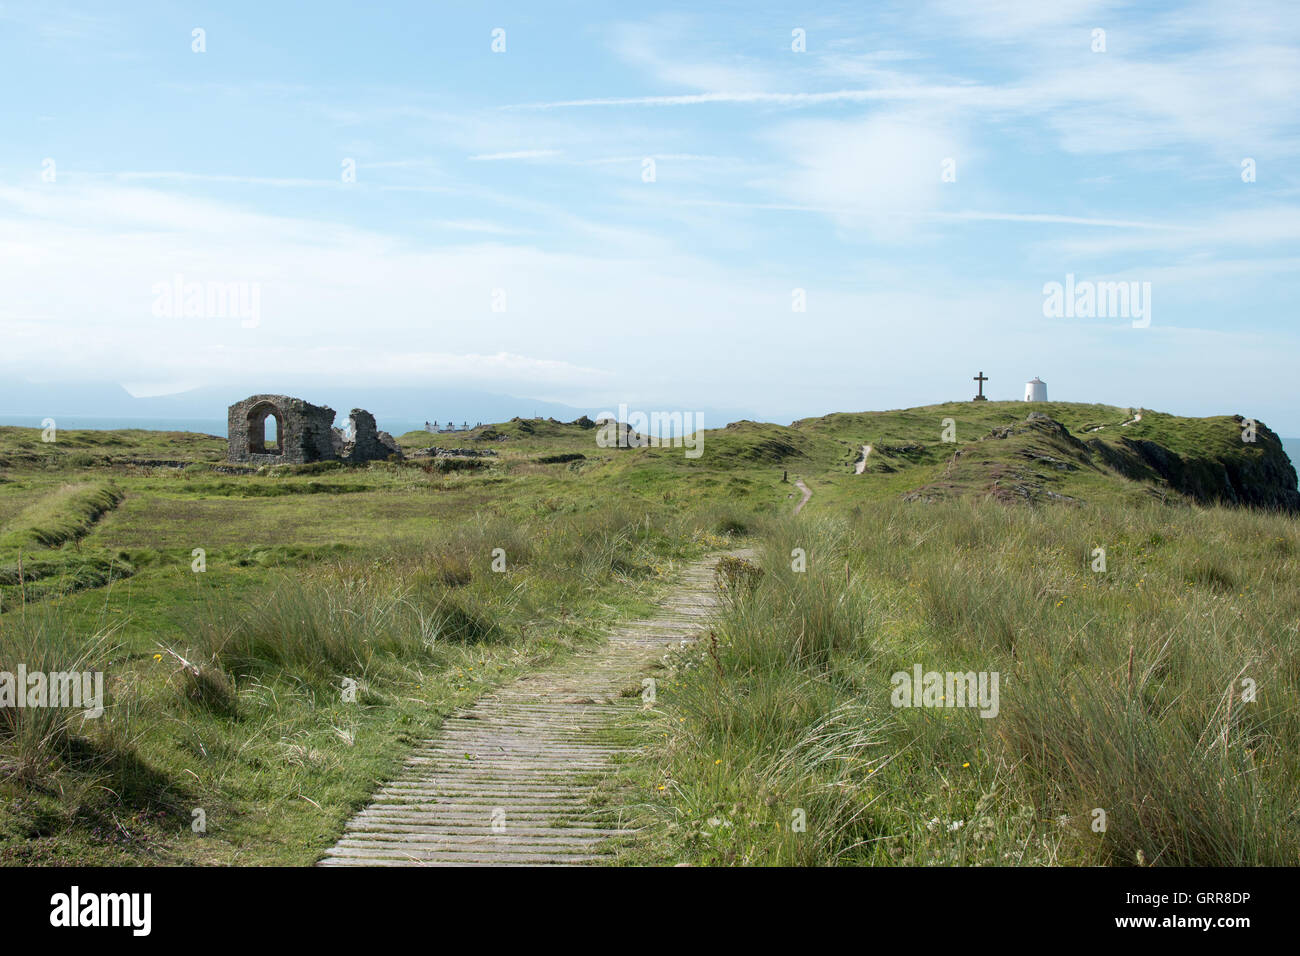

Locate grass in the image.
[1,401,1296,866]
[0,481,123,549]
[0,425,226,467]
[0,495,709,864]
[0,609,120,785]
[614,499,1300,866]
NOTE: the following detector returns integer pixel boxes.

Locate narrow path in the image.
[318,551,745,867]
[1088,410,1142,432]
[854,444,872,475]
[793,478,813,514]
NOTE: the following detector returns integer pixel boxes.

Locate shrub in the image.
[714,555,763,594]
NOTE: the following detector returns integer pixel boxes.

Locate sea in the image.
[1283,439,1300,485]
[0,416,438,438]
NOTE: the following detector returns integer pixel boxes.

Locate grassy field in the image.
[612,501,1299,866]
[1,402,1296,865]
[0,498,733,864]
[0,422,742,864]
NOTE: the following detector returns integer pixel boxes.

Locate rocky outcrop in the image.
[1093,416,1299,512]
[902,410,1299,513]
[409,447,498,459]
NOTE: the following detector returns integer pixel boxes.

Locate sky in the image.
[2,1,1299,430]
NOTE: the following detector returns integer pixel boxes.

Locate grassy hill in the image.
[395,401,1299,514]
[1,400,1297,867]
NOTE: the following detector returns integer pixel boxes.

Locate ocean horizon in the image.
[1283,439,1300,482]
[0,415,461,438]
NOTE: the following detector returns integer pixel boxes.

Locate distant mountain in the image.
[0,381,759,436]
[0,382,587,422]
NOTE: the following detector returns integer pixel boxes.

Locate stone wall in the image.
[334,409,403,463]
[227,395,403,464]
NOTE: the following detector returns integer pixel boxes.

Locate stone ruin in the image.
[227,394,404,465]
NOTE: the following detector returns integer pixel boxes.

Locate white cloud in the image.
[4,3,1298,429]
[757,113,963,234]
[657,198,1178,231]
[929,0,1118,42]
[428,219,525,235]
[121,382,200,398]
[2,178,1296,427]
[505,86,996,110]
[608,18,771,93]
[116,171,338,189]
[468,150,562,161]
[519,4,1300,166]
[1048,207,1300,256]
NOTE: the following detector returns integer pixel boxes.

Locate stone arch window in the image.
[246,401,284,455]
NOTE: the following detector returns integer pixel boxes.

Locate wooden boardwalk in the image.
[318,552,741,867]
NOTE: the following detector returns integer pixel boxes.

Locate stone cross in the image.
[973,371,989,401]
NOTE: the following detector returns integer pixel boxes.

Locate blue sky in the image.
[2,1,1299,430]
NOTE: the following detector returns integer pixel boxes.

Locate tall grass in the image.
[636,499,1300,866]
[185,504,705,697]
[0,609,119,784]
[1,499,712,863]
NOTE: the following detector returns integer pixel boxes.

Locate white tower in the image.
[1024,377,1047,402]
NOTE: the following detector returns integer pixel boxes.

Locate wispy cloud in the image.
[580,153,735,165]
[428,219,525,235]
[1048,207,1300,255]
[4,2,1299,428]
[116,171,338,189]
[659,197,1180,230]
[504,86,993,110]
[468,149,563,161]
[606,17,772,95]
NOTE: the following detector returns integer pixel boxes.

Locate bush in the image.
[172,658,240,720]
[416,552,473,588]
[714,554,763,594]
